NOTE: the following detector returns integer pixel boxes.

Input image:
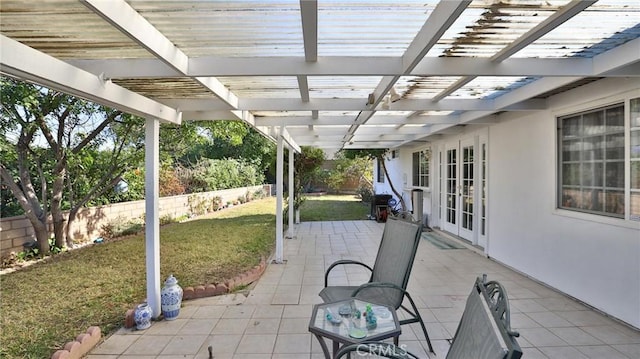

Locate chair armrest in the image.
[352,281,406,296]
[324,260,373,287]
[351,281,408,308]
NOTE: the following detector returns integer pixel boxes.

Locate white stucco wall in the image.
[488,78,640,329]
[374,149,434,225]
[384,78,640,328]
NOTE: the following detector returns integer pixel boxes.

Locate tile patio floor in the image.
[87,220,640,358]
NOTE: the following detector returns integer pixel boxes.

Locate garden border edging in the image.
[123,257,268,328]
[50,326,101,359]
[49,257,268,359]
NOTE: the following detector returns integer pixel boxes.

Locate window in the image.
[558,103,625,218]
[412,149,430,187]
[377,157,385,183]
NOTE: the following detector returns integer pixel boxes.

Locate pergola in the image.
[2,0,639,317]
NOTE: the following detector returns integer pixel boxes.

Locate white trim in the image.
[553,88,640,225]
[67,56,640,78]
[552,209,640,230]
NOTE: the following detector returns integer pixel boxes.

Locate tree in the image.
[181,123,274,178]
[290,146,325,209]
[326,151,373,193]
[166,120,249,166]
[0,76,145,254]
[342,149,407,211]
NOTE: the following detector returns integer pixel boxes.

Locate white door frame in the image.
[458,138,475,242]
[442,142,460,235]
[440,137,481,244]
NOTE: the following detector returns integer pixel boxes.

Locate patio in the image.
[87,220,640,359]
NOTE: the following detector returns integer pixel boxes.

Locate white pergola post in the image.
[144,118,161,317]
[275,130,284,263]
[286,147,295,238]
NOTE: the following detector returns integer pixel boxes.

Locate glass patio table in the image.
[308,298,401,359]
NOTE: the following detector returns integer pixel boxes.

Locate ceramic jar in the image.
[161,274,183,320]
[134,302,153,330]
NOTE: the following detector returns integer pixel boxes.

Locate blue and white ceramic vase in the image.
[134,302,153,330]
[161,274,183,320]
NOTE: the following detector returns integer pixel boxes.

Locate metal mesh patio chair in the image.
[332,275,522,359]
[318,215,434,353]
[445,274,522,359]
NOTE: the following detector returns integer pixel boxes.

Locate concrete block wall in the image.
[0,184,270,258]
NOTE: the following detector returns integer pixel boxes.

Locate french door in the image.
[443,139,475,241]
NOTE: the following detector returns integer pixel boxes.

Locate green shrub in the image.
[101,216,144,238]
[188,194,210,215]
[356,183,373,203]
[179,158,264,193]
[160,214,177,225]
[253,188,266,199]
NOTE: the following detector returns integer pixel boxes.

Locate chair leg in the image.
[415,311,434,353]
[403,293,435,353]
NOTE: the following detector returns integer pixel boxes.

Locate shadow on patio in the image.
[87,221,640,359]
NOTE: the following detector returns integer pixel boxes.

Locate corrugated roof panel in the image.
[217,76,301,98]
[111,78,215,99]
[395,76,462,99]
[128,0,305,57]
[317,0,437,57]
[452,76,531,99]
[426,0,571,58]
[514,0,640,58]
[0,0,151,59]
[309,76,383,99]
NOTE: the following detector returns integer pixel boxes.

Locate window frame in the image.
[376,157,385,183]
[556,97,639,222]
[412,148,431,188]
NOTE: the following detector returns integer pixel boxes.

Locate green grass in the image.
[0,198,276,359]
[0,194,370,358]
[300,194,370,221]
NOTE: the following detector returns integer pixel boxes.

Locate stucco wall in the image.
[0,185,270,258]
[374,147,434,226]
[487,79,640,329]
[383,78,640,328]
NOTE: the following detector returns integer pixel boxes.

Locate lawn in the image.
[0,194,370,358]
[299,194,370,221]
[1,199,276,358]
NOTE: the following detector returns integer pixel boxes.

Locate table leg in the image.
[313,334,332,359]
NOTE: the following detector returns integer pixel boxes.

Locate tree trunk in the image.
[66,209,78,248]
[379,155,407,211]
[0,166,51,255]
[51,165,67,249]
[33,223,50,254]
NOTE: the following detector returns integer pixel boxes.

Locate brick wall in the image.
[0,185,270,258]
